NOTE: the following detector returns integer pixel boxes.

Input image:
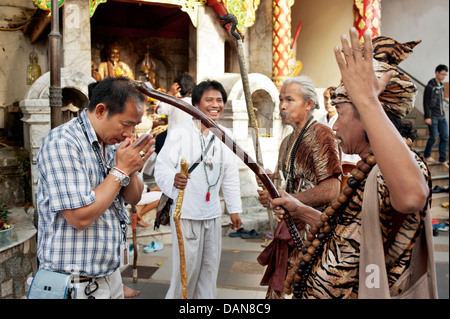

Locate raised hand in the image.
[334,28,396,111]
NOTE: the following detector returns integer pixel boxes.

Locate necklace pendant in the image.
[206,191,211,202]
[205,159,213,170]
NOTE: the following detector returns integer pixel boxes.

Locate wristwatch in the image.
[110,167,130,187]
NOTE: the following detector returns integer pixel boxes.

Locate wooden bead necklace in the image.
[285,137,413,298]
[287,147,377,298]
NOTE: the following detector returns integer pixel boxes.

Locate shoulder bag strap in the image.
[188,135,215,174]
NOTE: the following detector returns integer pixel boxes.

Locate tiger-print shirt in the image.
[275,122,342,194]
[300,152,430,299]
[266,122,341,299]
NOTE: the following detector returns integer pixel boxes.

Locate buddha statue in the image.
[98,43,134,80]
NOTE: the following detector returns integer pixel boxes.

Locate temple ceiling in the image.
[30,0,260,29]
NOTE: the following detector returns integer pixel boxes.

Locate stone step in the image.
[416,125,428,137]
[415,146,449,163]
[427,161,450,175]
[414,136,438,148]
[431,174,450,188]
[430,204,449,221]
[432,192,449,207]
[404,115,416,125]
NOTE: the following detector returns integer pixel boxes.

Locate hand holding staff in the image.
[174,158,189,299]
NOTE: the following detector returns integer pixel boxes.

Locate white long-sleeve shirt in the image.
[157,97,193,129]
[155,119,242,220]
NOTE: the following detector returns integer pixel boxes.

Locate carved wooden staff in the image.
[131,205,138,283]
[129,80,304,252]
[174,158,189,299]
[218,12,277,234]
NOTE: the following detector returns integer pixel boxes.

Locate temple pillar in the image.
[19,99,51,206]
[272,0,294,88]
[62,0,91,76]
[353,0,381,41]
[195,5,225,83]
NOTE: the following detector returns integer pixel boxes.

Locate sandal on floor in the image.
[143,241,164,253]
[241,229,264,239]
[129,243,139,255]
[229,227,249,237]
[261,238,272,247]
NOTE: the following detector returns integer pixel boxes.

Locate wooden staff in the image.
[174,158,189,299]
[131,205,138,283]
[129,80,304,252]
[219,12,277,233]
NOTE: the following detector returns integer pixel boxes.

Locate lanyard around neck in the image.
[78,115,110,178]
[77,115,127,229]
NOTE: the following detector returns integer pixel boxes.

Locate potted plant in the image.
[0,202,13,247]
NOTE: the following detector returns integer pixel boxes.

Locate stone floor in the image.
[122,218,449,300]
[121,229,268,299]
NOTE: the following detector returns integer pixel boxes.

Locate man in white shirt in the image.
[142,74,196,177]
[155,73,196,153]
[155,80,242,299]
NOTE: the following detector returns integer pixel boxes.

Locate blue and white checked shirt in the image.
[36,109,129,278]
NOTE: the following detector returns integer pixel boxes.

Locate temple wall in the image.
[291,0,353,89]
[248,0,273,79]
[382,0,449,85]
[0,0,48,130]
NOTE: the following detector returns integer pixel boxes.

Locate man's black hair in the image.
[174,73,196,98]
[435,64,448,73]
[191,80,227,107]
[87,76,146,117]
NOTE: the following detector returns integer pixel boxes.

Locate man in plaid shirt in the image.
[36,77,154,299]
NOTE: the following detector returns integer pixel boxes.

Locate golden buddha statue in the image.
[98,43,134,80]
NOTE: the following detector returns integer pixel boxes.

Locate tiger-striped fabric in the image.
[277,122,342,194]
[265,122,342,299]
[298,151,430,299]
[332,36,421,119]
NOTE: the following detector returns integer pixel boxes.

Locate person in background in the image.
[317,86,338,127]
[423,64,448,169]
[318,86,360,165]
[155,73,196,154]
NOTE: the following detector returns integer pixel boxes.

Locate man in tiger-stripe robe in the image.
[269,29,437,299]
[256,75,342,299]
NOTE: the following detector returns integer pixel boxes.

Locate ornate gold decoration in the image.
[33,0,206,22]
[353,0,381,42]
[272,0,294,87]
[89,0,108,17]
[33,0,64,10]
[33,0,105,17]
[222,0,260,28]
